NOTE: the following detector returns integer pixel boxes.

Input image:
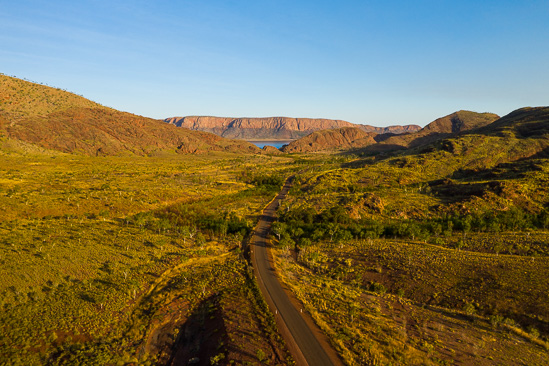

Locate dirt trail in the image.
[251,177,343,366]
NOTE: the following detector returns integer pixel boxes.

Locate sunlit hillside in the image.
[0,75,260,156]
[0,74,108,119]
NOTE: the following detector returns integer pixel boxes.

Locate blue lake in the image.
[250,141,293,149]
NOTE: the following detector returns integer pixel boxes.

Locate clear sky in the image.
[1,0,548,126]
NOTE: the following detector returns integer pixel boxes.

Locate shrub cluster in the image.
[275,205,549,249]
[239,171,285,192]
[131,206,250,238]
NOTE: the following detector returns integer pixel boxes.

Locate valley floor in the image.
[1,150,548,365]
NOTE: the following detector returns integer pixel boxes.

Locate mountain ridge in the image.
[164,115,420,140]
[357,110,501,154]
[278,110,501,154]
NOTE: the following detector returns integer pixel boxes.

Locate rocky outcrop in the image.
[164,116,420,140]
[261,145,283,154]
[281,127,377,153]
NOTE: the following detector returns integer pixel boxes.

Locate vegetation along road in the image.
[251,177,343,366]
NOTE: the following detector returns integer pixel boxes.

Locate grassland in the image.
[273,243,549,365]
[0,151,298,365]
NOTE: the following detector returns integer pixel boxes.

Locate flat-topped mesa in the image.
[165,116,355,139]
[359,124,421,134]
[164,116,421,140]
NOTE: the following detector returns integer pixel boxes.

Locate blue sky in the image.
[1,0,548,126]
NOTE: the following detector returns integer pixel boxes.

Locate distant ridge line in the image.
[164,115,421,140]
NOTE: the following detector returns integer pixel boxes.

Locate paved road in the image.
[251,177,341,366]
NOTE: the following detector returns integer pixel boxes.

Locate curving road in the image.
[250,177,342,366]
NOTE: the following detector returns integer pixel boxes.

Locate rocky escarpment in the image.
[164,116,355,139]
[281,127,378,153]
[164,116,420,140]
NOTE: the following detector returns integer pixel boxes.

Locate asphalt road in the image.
[251,178,340,366]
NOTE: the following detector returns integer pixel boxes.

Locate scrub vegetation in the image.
[0,152,296,365]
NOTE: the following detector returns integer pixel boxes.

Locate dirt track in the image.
[250,177,343,366]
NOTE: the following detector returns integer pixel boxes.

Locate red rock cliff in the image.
[165,116,420,140]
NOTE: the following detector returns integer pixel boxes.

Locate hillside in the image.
[362,110,500,153]
[0,75,260,155]
[281,127,377,153]
[279,110,499,154]
[360,106,549,208]
[268,106,549,364]
[165,115,420,140]
[474,107,549,139]
[0,74,108,119]
[432,107,549,171]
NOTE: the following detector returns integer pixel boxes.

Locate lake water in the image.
[250,141,293,149]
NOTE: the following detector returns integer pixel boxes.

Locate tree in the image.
[461,215,472,239]
[180,226,190,244]
[431,222,442,237]
[299,237,312,247]
[311,228,325,241]
[272,222,287,240]
[335,229,353,245]
[538,209,549,229]
[278,234,295,250]
[157,218,171,234]
[195,232,206,247]
[327,223,339,242]
[189,226,197,239]
[444,220,454,237]
[291,227,305,239]
[349,303,359,322]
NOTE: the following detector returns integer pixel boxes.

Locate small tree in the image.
[272,221,287,240]
[195,232,206,247]
[537,209,549,229]
[291,227,304,239]
[327,223,339,242]
[462,215,472,239]
[335,229,353,246]
[278,234,295,250]
[180,226,190,244]
[349,303,359,322]
[299,237,312,248]
[157,218,171,234]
